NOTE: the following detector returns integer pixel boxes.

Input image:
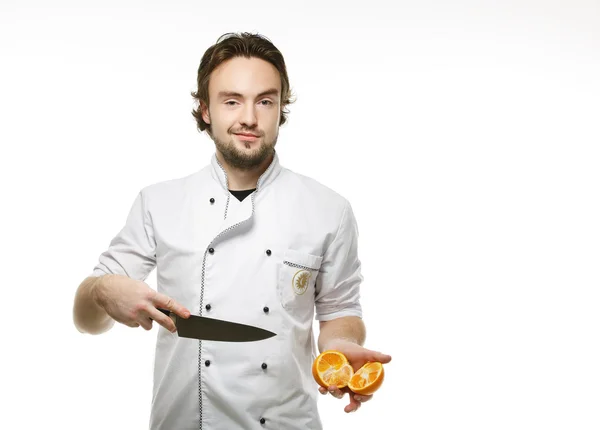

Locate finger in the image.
[152,292,191,319]
[139,317,153,331]
[375,351,392,363]
[147,307,177,333]
[328,385,344,399]
[318,387,328,395]
[354,394,373,403]
[344,394,362,413]
[366,350,392,364]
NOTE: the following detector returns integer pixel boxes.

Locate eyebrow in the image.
[217,88,280,99]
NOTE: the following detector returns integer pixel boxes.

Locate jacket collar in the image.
[210,150,282,192]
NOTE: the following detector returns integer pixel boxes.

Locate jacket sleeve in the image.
[89,188,157,281]
[314,200,363,321]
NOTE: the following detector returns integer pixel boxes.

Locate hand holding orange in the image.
[312,350,386,396]
[313,341,391,413]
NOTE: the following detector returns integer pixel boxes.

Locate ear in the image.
[201,101,210,125]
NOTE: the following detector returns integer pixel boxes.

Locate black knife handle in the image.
[157,308,171,316]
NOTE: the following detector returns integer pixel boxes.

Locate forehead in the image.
[209,56,281,97]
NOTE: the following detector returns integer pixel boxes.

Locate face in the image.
[202,56,281,170]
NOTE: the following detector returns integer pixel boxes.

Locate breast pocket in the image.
[278,249,323,310]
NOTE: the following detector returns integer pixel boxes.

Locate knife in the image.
[157,308,277,342]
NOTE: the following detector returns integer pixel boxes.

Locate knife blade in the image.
[157,308,277,342]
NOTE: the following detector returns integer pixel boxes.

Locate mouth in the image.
[234,133,260,141]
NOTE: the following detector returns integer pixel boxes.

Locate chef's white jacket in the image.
[89,151,363,429]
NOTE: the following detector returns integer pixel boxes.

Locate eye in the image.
[225,101,237,106]
[260,100,273,106]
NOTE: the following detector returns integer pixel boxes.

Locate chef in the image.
[73,32,392,429]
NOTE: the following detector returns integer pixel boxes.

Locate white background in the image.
[1,1,599,429]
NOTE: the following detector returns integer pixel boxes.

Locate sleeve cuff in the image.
[315,305,363,322]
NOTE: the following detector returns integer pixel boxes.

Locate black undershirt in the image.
[229,189,256,202]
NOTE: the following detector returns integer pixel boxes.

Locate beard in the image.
[212,131,278,170]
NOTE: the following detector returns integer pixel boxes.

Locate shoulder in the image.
[277,167,352,221]
[280,167,349,204]
[140,166,211,197]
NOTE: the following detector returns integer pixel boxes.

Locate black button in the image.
[260,418,266,425]
[266,249,271,256]
[261,363,267,369]
[205,304,211,311]
[205,360,211,367]
[208,248,214,254]
[209,198,215,204]
[263,306,269,313]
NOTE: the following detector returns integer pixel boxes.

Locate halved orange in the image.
[347,361,385,395]
[312,350,354,389]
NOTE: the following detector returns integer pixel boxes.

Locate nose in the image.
[239,103,258,128]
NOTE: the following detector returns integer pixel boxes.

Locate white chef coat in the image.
[89,151,363,429]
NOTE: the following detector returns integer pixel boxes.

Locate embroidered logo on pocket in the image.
[292,269,311,295]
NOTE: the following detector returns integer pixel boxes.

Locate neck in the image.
[216,151,273,191]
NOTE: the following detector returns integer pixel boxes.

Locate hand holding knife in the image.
[91,274,276,342]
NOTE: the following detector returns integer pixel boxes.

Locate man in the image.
[73,32,391,429]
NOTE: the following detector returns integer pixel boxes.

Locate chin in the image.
[234,139,262,149]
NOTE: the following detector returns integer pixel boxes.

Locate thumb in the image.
[367,350,392,364]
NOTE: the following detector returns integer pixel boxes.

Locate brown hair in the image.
[191,32,296,135]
